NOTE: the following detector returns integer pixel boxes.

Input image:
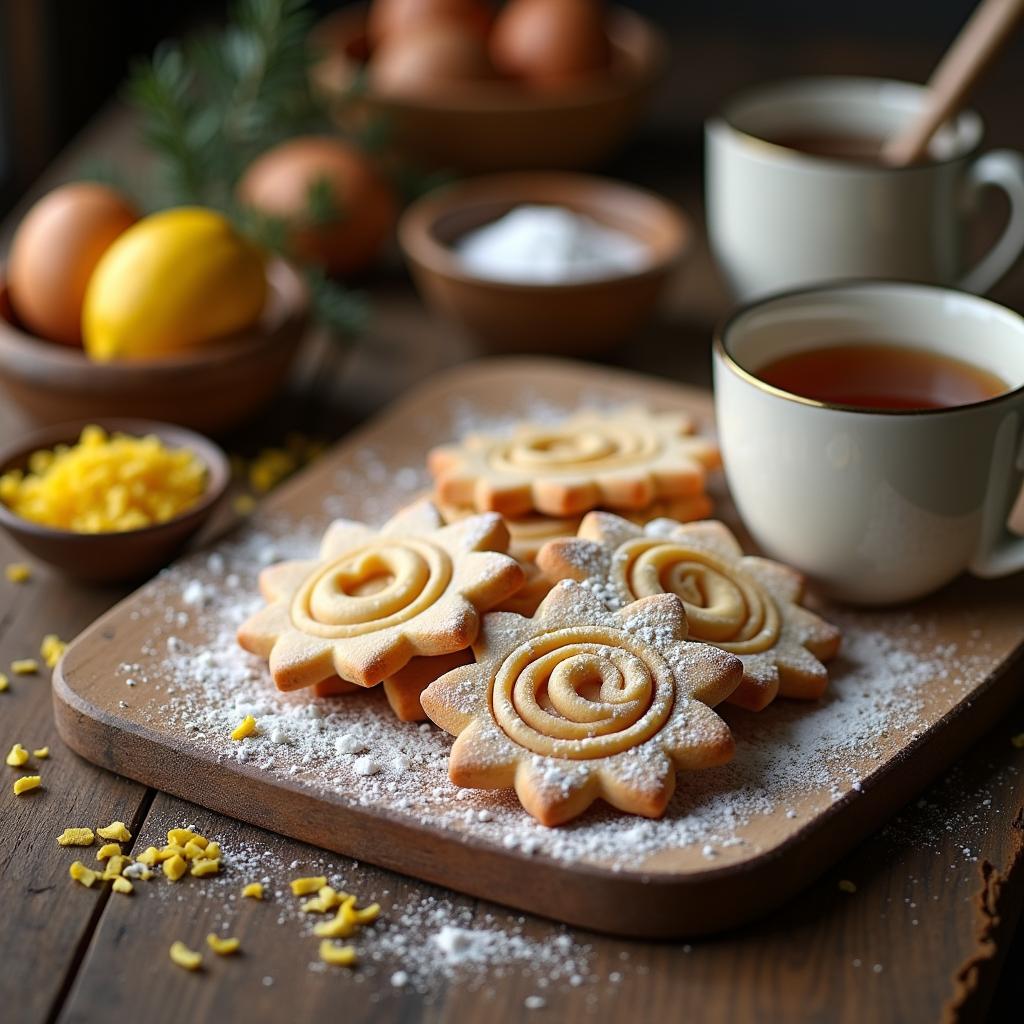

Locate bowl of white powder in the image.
[398,172,691,354]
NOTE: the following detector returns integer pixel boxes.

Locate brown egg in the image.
[7,182,138,346]
[368,0,493,45]
[490,0,611,87]
[238,137,397,277]
[371,23,494,97]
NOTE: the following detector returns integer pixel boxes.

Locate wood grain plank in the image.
[53,705,1024,1024]
[0,526,151,1021]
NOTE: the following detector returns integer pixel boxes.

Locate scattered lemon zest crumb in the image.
[347,901,381,926]
[158,844,186,861]
[13,775,41,795]
[183,840,208,860]
[40,635,66,669]
[0,673,8,692]
[11,659,39,675]
[190,858,220,878]
[103,855,129,879]
[167,828,197,846]
[242,882,264,899]
[313,906,358,940]
[97,843,121,861]
[231,715,257,741]
[58,827,95,847]
[290,875,328,896]
[1012,732,1024,749]
[838,879,857,894]
[136,846,160,866]
[169,941,203,971]
[302,885,345,913]
[206,934,240,955]
[318,941,357,967]
[163,854,188,882]
[70,861,100,886]
[5,562,31,583]
[112,877,133,895]
[97,820,132,842]
[32,746,49,759]
[233,494,256,516]
[203,841,221,860]
[6,743,29,767]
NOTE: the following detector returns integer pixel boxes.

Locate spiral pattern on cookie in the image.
[492,627,674,759]
[487,426,658,476]
[619,539,779,654]
[290,540,452,638]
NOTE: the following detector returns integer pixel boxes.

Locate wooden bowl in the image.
[0,419,230,583]
[397,172,692,354]
[310,5,667,173]
[0,259,308,435]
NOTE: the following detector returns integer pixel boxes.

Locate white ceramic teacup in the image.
[712,281,1024,605]
[705,77,1024,301]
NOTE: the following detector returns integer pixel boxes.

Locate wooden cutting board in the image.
[53,357,1024,938]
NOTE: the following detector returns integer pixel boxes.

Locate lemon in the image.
[82,206,267,361]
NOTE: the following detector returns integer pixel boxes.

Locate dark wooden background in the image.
[2,16,1024,1024]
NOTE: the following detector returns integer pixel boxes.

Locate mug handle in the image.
[969,413,1024,578]
[957,149,1024,294]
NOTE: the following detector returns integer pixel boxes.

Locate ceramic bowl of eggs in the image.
[311,0,668,172]
[398,171,692,354]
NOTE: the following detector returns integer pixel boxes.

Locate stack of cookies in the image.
[239,404,841,827]
[428,406,722,615]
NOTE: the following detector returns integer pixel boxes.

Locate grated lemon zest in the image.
[58,828,95,847]
[206,934,240,955]
[70,861,100,886]
[318,941,357,966]
[163,854,188,882]
[5,562,31,583]
[6,743,29,767]
[290,875,327,896]
[190,858,220,878]
[13,775,41,795]
[169,941,202,971]
[231,715,257,740]
[97,820,132,842]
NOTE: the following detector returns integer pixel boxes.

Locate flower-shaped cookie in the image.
[537,514,841,711]
[421,581,741,826]
[238,500,524,691]
[428,406,720,518]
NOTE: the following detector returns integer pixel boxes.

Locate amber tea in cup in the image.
[763,133,889,164]
[757,342,1008,411]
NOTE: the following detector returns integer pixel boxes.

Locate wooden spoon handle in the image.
[882,0,1024,167]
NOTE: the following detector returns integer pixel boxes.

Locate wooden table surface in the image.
[3,32,1024,1023]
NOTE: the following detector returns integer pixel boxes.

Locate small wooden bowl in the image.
[310,5,667,172]
[0,419,230,583]
[397,172,692,354]
[0,260,308,435]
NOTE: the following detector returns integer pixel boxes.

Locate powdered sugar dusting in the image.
[114,514,996,874]
[104,389,1004,879]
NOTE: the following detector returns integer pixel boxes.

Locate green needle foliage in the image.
[126,0,368,339]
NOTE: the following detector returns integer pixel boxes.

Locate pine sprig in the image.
[127,0,372,344]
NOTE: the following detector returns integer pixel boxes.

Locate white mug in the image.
[706,77,1024,301]
[712,281,1024,605]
